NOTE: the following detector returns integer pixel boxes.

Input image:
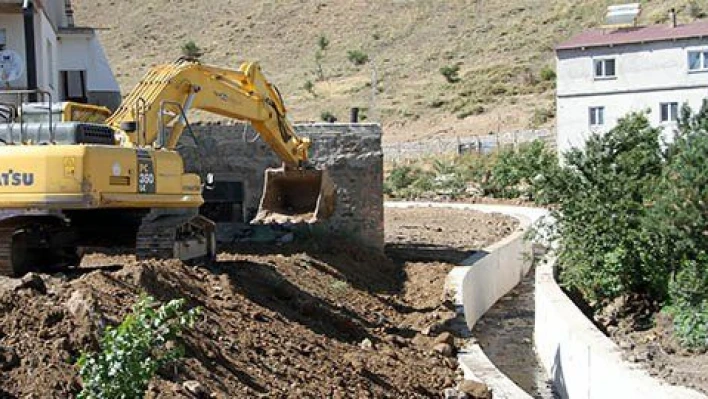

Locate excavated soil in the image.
[0,208,516,398]
[592,296,708,395]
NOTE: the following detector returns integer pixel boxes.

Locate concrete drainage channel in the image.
[386,202,547,398]
[387,202,708,399]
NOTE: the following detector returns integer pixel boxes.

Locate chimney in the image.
[669,8,677,28]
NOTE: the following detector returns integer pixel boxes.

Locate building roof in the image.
[556,20,708,51]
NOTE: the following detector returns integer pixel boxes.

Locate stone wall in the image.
[178,123,384,250]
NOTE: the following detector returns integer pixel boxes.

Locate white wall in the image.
[0,13,27,88]
[556,37,708,153]
[36,10,58,98]
[58,34,120,93]
[557,87,708,153]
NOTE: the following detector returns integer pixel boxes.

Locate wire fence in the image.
[383,129,555,161]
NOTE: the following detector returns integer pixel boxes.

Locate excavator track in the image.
[0,227,16,276]
[136,223,178,260]
[135,211,216,263]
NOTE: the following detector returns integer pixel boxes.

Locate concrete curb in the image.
[535,254,707,399]
[385,202,545,399]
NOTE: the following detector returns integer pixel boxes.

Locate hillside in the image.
[73,0,705,143]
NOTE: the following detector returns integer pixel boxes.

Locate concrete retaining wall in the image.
[535,255,707,399]
[385,202,546,399]
[180,123,384,250]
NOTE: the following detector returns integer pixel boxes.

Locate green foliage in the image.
[531,106,555,127]
[667,255,708,348]
[535,113,665,302]
[77,296,200,399]
[303,80,316,96]
[180,41,202,60]
[383,164,435,199]
[688,1,707,19]
[320,110,337,123]
[440,65,461,84]
[649,100,708,348]
[384,139,557,200]
[486,139,559,200]
[347,50,369,66]
[457,104,485,119]
[317,34,330,51]
[539,65,556,82]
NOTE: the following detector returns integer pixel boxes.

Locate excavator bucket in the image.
[253,167,336,224]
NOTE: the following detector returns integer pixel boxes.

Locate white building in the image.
[556,19,708,153]
[0,0,120,110]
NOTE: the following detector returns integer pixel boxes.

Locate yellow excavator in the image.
[0,59,335,276]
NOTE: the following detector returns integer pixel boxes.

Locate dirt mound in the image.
[0,208,516,398]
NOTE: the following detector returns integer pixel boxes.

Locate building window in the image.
[594,58,616,79]
[589,106,605,126]
[688,50,708,72]
[60,70,87,103]
[660,102,679,123]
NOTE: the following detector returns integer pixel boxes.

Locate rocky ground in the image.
[592,296,708,395]
[0,208,516,398]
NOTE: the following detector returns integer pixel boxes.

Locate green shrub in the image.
[485,139,558,200]
[384,164,435,199]
[347,50,369,66]
[317,34,330,51]
[303,80,315,96]
[535,114,665,302]
[649,101,708,348]
[457,105,485,119]
[531,107,555,127]
[77,296,200,399]
[688,1,707,19]
[181,41,202,60]
[539,65,556,82]
[667,255,708,349]
[320,111,337,123]
[440,65,461,83]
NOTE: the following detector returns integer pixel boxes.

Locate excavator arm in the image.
[106,59,335,224]
[106,59,310,166]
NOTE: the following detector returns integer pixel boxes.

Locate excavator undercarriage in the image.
[0,208,216,276]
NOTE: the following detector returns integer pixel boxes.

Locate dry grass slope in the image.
[73,0,702,143]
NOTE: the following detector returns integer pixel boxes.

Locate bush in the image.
[347,50,369,66]
[77,296,200,399]
[440,65,461,83]
[320,110,337,123]
[688,1,707,19]
[531,107,555,127]
[535,113,665,302]
[649,101,708,348]
[303,80,315,96]
[181,41,202,60]
[667,255,708,348]
[384,164,435,199]
[317,34,330,51]
[485,139,558,200]
[539,65,556,82]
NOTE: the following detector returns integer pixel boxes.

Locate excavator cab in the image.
[254,166,336,224]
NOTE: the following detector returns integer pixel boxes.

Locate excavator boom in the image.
[0,59,336,277]
[106,59,335,223]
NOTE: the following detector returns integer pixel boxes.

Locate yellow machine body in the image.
[0,59,335,277]
[0,145,202,209]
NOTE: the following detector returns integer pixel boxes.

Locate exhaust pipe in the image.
[253,167,336,224]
